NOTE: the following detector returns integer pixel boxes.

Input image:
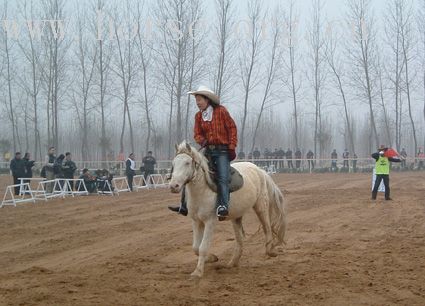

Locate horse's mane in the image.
[176,141,215,187]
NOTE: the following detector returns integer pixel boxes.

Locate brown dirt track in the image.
[0,172,424,306]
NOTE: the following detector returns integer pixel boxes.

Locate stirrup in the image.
[216,205,228,220]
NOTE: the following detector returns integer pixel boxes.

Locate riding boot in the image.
[168,186,188,216]
[371,191,377,200]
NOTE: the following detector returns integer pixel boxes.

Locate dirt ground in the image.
[0,172,424,306]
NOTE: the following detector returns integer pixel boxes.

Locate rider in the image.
[168,85,238,218]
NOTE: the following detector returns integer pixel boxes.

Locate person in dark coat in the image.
[23,152,35,179]
[306,150,314,170]
[295,148,302,170]
[331,149,338,172]
[10,152,26,195]
[142,151,156,183]
[126,153,136,191]
[286,148,293,169]
[63,152,77,190]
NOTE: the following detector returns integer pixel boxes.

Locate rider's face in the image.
[195,95,209,111]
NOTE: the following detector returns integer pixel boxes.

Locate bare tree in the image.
[212,0,236,99]
[420,0,425,149]
[110,2,138,155]
[95,0,113,161]
[282,0,302,149]
[385,0,406,151]
[239,0,264,153]
[325,27,356,155]
[346,0,379,148]
[397,0,418,155]
[251,7,281,153]
[1,1,19,152]
[306,0,327,158]
[17,0,43,160]
[72,4,98,161]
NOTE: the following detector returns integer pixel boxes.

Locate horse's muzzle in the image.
[170,183,181,193]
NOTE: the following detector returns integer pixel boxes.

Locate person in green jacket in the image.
[371,145,401,200]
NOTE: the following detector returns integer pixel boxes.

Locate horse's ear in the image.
[186,142,191,152]
[175,144,179,152]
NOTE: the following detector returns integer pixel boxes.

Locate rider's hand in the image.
[228,149,236,161]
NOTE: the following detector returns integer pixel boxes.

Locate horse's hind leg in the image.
[228,217,244,267]
[254,196,278,257]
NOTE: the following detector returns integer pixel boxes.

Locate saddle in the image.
[207,165,244,193]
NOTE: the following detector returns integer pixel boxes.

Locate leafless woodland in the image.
[0,0,424,160]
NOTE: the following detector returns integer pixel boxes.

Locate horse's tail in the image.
[264,173,286,245]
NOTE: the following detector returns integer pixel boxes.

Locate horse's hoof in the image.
[267,250,278,257]
[206,254,219,263]
[190,271,202,279]
[227,260,239,268]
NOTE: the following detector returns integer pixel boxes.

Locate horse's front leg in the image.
[191,219,215,278]
[192,220,204,256]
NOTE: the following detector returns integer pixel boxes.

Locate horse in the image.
[169,142,287,278]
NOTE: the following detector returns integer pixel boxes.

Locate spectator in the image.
[54,154,65,190]
[400,148,407,169]
[44,147,56,193]
[277,148,285,169]
[10,152,26,195]
[343,149,349,169]
[331,149,338,172]
[79,168,97,193]
[237,150,245,160]
[371,145,401,200]
[23,152,35,179]
[63,152,77,190]
[142,151,156,183]
[126,153,136,191]
[306,150,314,170]
[352,153,358,173]
[418,148,425,170]
[264,148,271,167]
[253,147,261,159]
[295,148,302,170]
[286,148,293,169]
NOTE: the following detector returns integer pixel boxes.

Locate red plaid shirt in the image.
[194,105,238,150]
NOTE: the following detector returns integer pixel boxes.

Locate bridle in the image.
[170,152,202,186]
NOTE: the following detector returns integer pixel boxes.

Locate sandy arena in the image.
[0,172,424,305]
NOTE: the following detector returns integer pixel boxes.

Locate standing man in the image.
[23,152,35,180]
[295,148,302,171]
[286,148,293,169]
[10,152,26,195]
[352,153,358,173]
[126,153,136,191]
[343,149,349,169]
[331,149,338,172]
[142,151,156,184]
[63,152,77,190]
[371,145,401,200]
[306,150,314,171]
[44,147,56,193]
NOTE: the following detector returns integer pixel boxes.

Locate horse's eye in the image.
[186,161,190,165]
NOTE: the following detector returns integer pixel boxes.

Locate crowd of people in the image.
[235,147,424,172]
[8,146,158,196]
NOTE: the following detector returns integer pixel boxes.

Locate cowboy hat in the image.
[378,144,387,150]
[188,86,220,105]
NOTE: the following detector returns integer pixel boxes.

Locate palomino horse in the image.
[169,142,287,278]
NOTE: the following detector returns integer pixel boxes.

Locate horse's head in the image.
[169,142,198,193]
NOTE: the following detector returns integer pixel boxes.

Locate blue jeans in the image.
[206,148,230,208]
